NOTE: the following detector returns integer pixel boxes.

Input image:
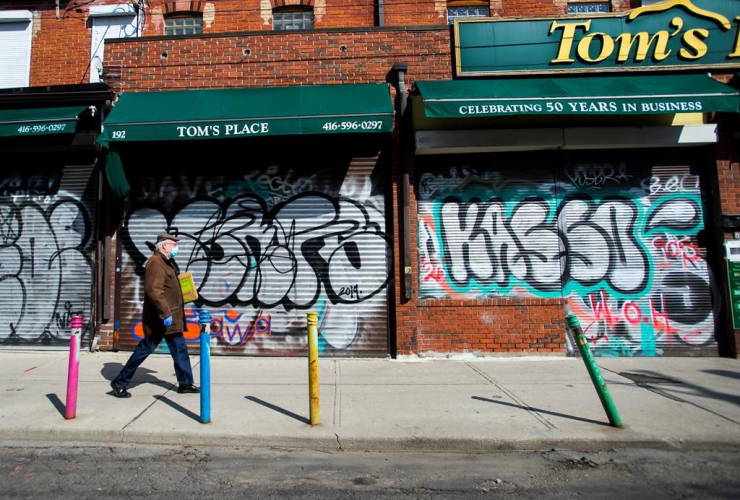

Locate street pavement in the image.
[1,350,739,452]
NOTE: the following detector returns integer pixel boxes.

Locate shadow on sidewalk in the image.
[101,362,172,389]
[703,369,740,382]
[154,395,200,422]
[472,396,609,427]
[246,396,310,424]
[46,393,65,418]
[630,370,740,408]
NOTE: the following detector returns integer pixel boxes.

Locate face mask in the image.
[168,246,179,259]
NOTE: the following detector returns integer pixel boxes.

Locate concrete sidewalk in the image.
[1,351,740,452]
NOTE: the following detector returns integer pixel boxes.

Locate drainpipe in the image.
[393,62,412,301]
[376,0,384,27]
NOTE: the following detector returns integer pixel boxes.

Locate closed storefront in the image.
[101,84,395,356]
[0,100,106,349]
[417,150,718,356]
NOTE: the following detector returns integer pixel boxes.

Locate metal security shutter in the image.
[0,164,97,349]
[0,18,32,89]
[117,145,391,357]
[560,151,717,356]
[417,153,562,299]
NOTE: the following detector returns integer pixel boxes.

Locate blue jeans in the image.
[113,333,194,387]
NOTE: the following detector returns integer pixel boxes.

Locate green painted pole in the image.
[565,314,623,428]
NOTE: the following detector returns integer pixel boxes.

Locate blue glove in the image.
[163,316,173,327]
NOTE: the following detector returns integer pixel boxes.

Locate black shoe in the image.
[177,384,200,394]
[110,381,131,398]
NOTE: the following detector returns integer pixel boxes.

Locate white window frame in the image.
[446,6,489,25]
[0,10,33,89]
[89,5,139,84]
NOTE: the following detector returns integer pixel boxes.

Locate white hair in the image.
[155,240,167,252]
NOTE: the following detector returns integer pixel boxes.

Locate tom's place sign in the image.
[455,0,740,76]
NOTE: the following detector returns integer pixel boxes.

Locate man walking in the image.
[110,232,199,398]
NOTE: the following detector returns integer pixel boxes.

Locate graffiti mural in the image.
[120,161,390,356]
[0,167,94,346]
[418,160,716,356]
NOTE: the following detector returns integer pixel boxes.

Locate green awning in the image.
[0,106,88,137]
[416,74,740,119]
[100,84,394,143]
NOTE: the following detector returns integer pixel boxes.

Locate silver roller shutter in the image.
[561,153,717,356]
[118,152,391,357]
[0,164,97,349]
[417,154,561,300]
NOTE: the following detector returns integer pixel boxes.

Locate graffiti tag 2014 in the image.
[0,168,93,346]
[121,163,390,355]
[418,162,716,357]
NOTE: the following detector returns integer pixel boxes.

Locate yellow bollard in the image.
[307,312,320,425]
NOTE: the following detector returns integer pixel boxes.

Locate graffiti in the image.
[418,163,715,356]
[564,163,632,188]
[122,163,390,355]
[0,187,92,345]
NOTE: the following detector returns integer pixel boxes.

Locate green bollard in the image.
[565,314,623,428]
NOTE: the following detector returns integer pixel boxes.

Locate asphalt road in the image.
[2,443,739,499]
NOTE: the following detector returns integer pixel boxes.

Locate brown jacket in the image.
[142,252,185,337]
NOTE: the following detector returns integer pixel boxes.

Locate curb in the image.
[2,428,740,453]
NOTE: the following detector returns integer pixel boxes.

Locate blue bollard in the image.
[198,308,212,424]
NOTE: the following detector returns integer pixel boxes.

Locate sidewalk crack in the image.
[121,384,177,431]
[466,362,557,430]
[637,383,740,426]
[334,433,342,450]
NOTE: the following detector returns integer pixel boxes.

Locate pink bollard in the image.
[65,315,83,420]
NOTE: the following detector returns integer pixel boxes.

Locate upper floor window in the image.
[165,14,203,36]
[273,8,314,31]
[0,10,33,89]
[567,2,610,14]
[447,1,489,24]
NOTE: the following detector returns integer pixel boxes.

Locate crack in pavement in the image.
[465,363,557,430]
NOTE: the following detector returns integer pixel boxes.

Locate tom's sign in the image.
[455,0,740,76]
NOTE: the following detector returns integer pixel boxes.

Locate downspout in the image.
[376,0,384,27]
[393,62,412,301]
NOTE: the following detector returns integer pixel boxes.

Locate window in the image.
[0,10,32,89]
[273,9,314,30]
[447,1,489,25]
[90,5,139,84]
[164,15,203,36]
[567,2,610,14]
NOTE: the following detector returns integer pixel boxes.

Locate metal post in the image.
[65,316,83,420]
[565,314,623,428]
[307,312,320,425]
[198,308,212,424]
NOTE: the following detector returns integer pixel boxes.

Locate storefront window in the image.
[567,2,610,14]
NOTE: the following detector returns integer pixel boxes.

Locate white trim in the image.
[414,125,718,154]
[89,4,137,17]
[0,10,32,22]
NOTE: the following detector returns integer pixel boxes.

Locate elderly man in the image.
[110,232,198,398]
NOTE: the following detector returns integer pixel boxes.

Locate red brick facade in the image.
[3,0,739,357]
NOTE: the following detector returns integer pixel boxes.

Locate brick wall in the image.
[102,27,452,92]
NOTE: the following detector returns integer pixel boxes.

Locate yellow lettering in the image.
[577,32,615,63]
[549,20,591,63]
[731,17,740,58]
[679,29,708,60]
[615,31,671,62]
